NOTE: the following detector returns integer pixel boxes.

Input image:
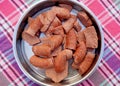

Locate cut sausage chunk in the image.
[32,44,51,57]
[65,29,77,50]
[77,11,92,27]
[83,26,98,48]
[79,52,95,75]
[54,49,72,73]
[51,45,62,57]
[74,20,81,32]
[40,35,63,50]
[38,13,46,25]
[77,31,86,43]
[22,31,40,45]
[63,15,77,33]
[26,16,43,36]
[46,16,61,35]
[54,51,67,73]
[50,25,64,36]
[73,41,86,64]
[39,10,56,32]
[49,16,61,28]
[30,55,54,69]
[46,61,68,82]
[48,35,63,50]
[52,6,70,19]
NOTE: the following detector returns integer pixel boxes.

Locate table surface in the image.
[0,0,120,86]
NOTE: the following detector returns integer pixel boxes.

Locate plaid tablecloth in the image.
[0,0,120,86]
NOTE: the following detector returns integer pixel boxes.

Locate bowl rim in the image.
[13,0,104,86]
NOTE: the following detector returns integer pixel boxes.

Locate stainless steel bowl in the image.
[13,0,104,86]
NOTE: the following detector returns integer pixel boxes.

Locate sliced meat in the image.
[77,31,86,43]
[65,29,77,50]
[79,52,95,75]
[46,16,61,35]
[63,15,77,33]
[22,31,40,45]
[54,49,72,73]
[32,44,51,57]
[52,6,70,19]
[45,61,68,82]
[26,16,43,36]
[44,10,56,22]
[38,13,46,25]
[50,25,64,36]
[74,20,81,32]
[51,45,62,57]
[77,11,92,27]
[54,51,67,73]
[83,26,98,48]
[49,16,61,29]
[41,35,63,50]
[30,55,54,69]
[73,41,86,64]
[41,25,50,32]
[59,4,72,12]
[39,10,56,32]
[48,35,63,50]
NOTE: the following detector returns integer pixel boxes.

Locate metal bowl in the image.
[13,0,104,86]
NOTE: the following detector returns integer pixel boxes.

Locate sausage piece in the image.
[46,16,61,35]
[52,6,70,19]
[26,16,43,36]
[54,51,67,73]
[40,35,63,51]
[79,52,95,75]
[54,49,72,73]
[83,26,98,48]
[46,61,68,82]
[77,11,92,27]
[32,44,51,57]
[65,29,77,50]
[22,31,40,45]
[50,25,64,36]
[30,55,54,69]
[39,10,56,32]
[51,45,62,57]
[74,20,81,32]
[73,41,86,64]
[48,35,63,50]
[77,31,86,43]
[62,15,77,33]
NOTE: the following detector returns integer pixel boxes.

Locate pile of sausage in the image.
[22,4,98,83]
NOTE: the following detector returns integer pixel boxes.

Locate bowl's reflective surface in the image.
[13,0,104,86]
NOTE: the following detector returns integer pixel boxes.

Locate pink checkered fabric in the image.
[0,0,120,86]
